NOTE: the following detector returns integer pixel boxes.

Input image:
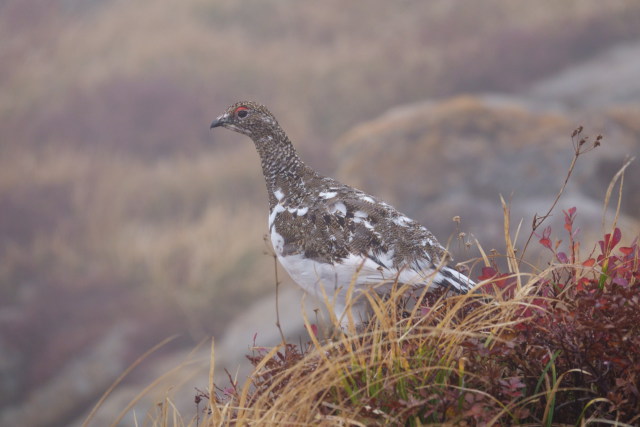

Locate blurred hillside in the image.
[1,1,640,425]
[335,96,640,250]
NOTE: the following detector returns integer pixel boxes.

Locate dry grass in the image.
[3,1,640,422]
[195,221,524,425]
[71,130,640,426]
[197,257,638,425]
[156,147,638,426]
[0,142,271,334]
[4,0,640,143]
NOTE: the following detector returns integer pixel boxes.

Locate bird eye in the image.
[235,107,249,118]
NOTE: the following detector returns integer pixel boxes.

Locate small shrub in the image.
[203,207,639,425]
[198,129,638,425]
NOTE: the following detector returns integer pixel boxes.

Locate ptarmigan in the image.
[211,101,475,329]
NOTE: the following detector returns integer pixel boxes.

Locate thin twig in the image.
[264,233,288,346]
[518,127,600,265]
[82,335,178,427]
[273,253,287,346]
[601,156,635,232]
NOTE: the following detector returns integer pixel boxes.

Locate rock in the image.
[1,321,136,427]
[528,41,640,111]
[334,95,639,263]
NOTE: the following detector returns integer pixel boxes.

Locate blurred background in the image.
[1,0,639,425]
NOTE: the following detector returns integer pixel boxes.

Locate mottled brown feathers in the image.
[211,101,474,316]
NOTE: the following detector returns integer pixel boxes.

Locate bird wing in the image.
[270,180,474,293]
[311,185,466,288]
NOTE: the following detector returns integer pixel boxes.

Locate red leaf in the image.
[557,252,568,263]
[582,258,596,267]
[612,227,622,248]
[539,226,552,249]
[478,266,498,282]
[554,239,563,250]
[539,238,551,249]
[612,277,629,287]
[620,247,634,256]
[563,207,576,232]
[577,277,591,291]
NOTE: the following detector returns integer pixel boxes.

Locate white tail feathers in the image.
[434,266,475,293]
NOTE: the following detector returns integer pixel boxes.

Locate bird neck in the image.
[252,129,308,208]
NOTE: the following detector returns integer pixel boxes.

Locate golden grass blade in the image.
[601,156,634,232]
[500,195,520,284]
[542,368,591,426]
[110,346,205,426]
[208,338,222,423]
[301,296,333,367]
[475,238,491,268]
[82,335,178,427]
[237,344,283,417]
[582,419,635,427]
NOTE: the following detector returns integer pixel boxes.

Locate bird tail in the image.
[434,266,475,294]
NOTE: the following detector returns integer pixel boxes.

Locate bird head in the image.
[210,101,278,137]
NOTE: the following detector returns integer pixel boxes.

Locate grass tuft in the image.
[116,129,638,426]
[197,218,639,425]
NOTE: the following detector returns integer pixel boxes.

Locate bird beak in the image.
[210,113,228,129]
